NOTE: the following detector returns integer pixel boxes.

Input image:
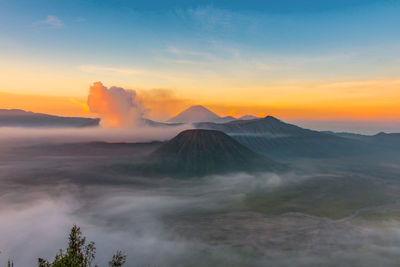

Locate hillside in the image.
[0,109,100,128]
[195,116,366,159]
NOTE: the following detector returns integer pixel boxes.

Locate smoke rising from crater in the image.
[87,82,145,128]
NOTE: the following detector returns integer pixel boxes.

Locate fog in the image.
[288,119,400,135]
[1,128,400,266]
[0,125,189,147]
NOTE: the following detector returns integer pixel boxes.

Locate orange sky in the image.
[1,78,400,121]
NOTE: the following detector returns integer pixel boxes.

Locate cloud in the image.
[36,15,64,28]
[78,64,188,84]
[79,65,143,76]
[166,46,213,58]
[175,6,236,32]
[87,82,145,128]
[318,79,400,89]
[136,88,193,121]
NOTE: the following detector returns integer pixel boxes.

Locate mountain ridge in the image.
[167,105,260,123]
[194,116,367,158]
[0,109,100,128]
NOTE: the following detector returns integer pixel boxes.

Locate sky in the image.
[0,0,400,121]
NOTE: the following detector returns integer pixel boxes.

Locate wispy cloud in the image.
[318,79,400,89]
[172,59,202,65]
[35,15,64,28]
[166,46,214,58]
[79,64,144,75]
[78,64,190,84]
[175,6,236,32]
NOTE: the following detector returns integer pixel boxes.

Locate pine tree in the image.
[38,225,126,267]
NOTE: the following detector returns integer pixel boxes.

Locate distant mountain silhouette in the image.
[167,105,220,123]
[326,131,400,151]
[143,129,279,177]
[167,105,262,124]
[0,109,99,128]
[238,115,259,120]
[215,116,237,123]
[141,118,183,127]
[195,116,366,159]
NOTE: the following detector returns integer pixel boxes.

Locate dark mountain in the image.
[167,105,220,123]
[143,129,279,177]
[194,116,367,159]
[0,109,100,128]
[195,116,313,136]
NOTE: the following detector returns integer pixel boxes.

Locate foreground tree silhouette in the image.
[38,225,126,267]
[108,251,126,267]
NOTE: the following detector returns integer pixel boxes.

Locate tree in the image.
[108,251,126,267]
[38,225,126,267]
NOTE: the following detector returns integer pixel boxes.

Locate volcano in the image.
[167,105,220,123]
[146,129,278,177]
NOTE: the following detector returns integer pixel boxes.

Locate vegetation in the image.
[108,251,127,267]
[38,225,126,267]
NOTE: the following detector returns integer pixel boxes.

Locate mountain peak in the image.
[147,129,276,177]
[264,115,280,121]
[187,105,209,110]
[168,105,220,123]
[238,115,259,120]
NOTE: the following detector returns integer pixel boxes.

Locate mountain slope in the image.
[167,105,220,123]
[146,129,279,176]
[0,109,100,128]
[195,116,366,159]
[215,116,237,123]
[238,115,259,120]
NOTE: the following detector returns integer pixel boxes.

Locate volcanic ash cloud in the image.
[87,82,145,128]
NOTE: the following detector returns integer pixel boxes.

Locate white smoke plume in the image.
[87,82,145,128]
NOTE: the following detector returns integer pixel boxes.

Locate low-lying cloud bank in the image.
[0,125,190,147]
[2,172,400,267]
